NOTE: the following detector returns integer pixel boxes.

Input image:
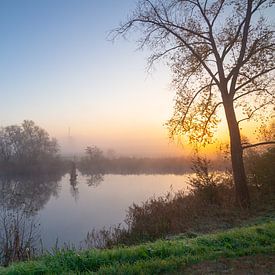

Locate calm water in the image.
[0,173,190,248]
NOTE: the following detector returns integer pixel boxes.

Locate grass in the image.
[0,220,274,274]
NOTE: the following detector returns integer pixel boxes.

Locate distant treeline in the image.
[79,156,192,175]
[0,121,228,176]
[77,146,228,175]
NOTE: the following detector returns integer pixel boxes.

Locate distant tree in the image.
[0,120,59,172]
[114,0,275,208]
[80,146,106,174]
[85,146,104,161]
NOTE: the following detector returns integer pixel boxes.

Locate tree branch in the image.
[201,101,223,138]
[170,82,216,135]
[147,45,183,68]
[221,18,247,61]
[229,0,253,96]
[235,67,275,92]
[237,101,272,125]
[242,141,275,150]
[241,41,275,67]
[197,0,226,87]
[211,0,225,27]
[233,86,270,102]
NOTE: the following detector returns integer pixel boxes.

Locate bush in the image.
[0,209,40,266]
[245,147,275,197]
[189,157,233,206]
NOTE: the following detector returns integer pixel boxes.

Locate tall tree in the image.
[114,0,275,207]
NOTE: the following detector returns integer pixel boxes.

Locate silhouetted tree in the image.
[114,0,275,208]
[0,120,59,173]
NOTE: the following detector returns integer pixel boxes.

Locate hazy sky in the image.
[0,0,182,156]
[0,1,273,156]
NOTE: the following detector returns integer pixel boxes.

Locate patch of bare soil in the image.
[183,255,275,275]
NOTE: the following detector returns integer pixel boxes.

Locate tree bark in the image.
[223,98,250,208]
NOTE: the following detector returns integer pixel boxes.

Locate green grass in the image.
[1,221,274,275]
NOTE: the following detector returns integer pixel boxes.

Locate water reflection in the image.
[0,174,63,214]
[86,174,104,187]
[70,177,79,202]
[0,170,105,214]
[0,172,190,251]
[70,161,78,182]
[0,173,64,265]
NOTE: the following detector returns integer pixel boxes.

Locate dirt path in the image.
[183,255,275,274]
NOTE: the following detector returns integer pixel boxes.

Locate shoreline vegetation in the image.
[81,152,274,250]
[1,220,274,274]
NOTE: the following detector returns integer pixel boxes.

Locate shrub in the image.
[0,209,40,266]
[189,157,233,206]
[245,147,275,197]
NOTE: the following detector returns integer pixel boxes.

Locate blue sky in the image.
[0,0,179,156]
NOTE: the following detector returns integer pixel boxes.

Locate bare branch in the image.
[241,41,275,67]
[211,0,225,27]
[235,67,275,93]
[229,0,253,96]
[170,82,216,135]
[233,87,271,102]
[156,24,219,84]
[196,0,226,86]
[201,101,223,138]
[147,45,183,68]
[221,17,248,61]
[237,101,272,125]
[242,141,275,150]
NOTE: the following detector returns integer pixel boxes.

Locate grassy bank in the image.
[1,220,274,274]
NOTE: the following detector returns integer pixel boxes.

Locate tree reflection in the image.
[70,178,79,202]
[0,173,63,214]
[86,174,104,187]
[0,173,65,265]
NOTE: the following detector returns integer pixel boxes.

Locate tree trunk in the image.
[223,99,250,208]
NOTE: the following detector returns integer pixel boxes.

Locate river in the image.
[0,172,191,249]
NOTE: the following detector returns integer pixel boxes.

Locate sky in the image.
[0,0,273,157]
[0,0,184,156]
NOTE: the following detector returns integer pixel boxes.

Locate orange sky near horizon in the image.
[49,104,268,158]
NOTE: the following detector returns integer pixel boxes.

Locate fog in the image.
[58,134,189,158]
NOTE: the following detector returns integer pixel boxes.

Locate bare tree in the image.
[114,0,275,208]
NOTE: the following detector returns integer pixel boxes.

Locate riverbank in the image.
[1,217,274,274]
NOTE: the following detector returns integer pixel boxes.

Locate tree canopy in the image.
[0,120,59,173]
[114,0,275,207]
